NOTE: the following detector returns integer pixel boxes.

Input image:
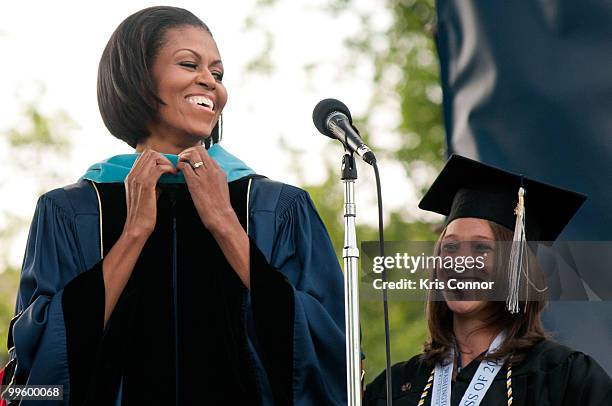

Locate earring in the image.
[216,114,223,143]
[204,114,222,150]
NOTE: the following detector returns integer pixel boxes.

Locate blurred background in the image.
[0,0,443,383]
[4,0,610,387]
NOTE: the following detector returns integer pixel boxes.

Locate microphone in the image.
[312,98,376,165]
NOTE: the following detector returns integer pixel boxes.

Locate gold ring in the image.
[192,161,205,169]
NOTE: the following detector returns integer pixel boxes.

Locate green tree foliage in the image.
[0,85,76,366]
[0,266,19,367]
[0,0,447,384]
[244,0,445,383]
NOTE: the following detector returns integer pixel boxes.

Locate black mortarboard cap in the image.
[418,155,587,241]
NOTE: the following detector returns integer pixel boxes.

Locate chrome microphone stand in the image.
[341,153,362,406]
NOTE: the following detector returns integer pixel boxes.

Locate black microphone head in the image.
[312,98,353,136]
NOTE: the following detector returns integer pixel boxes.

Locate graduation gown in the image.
[363,339,612,405]
[7,148,347,405]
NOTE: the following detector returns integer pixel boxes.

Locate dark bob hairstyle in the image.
[97,6,220,148]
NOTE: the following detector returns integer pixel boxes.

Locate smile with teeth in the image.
[187,95,215,112]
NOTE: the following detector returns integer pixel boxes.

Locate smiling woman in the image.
[143,26,227,153]
[3,6,347,406]
[97,11,225,151]
[364,155,612,405]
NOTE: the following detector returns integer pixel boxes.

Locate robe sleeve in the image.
[249,187,346,405]
[558,352,612,405]
[10,193,105,405]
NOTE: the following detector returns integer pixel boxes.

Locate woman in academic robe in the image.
[3,6,346,405]
[364,155,612,405]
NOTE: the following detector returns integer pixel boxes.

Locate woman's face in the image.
[438,217,496,317]
[148,26,227,145]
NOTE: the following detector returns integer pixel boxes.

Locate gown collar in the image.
[80,144,255,183]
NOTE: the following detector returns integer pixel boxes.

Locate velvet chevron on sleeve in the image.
[248,180,347,405]
[62,260,105,405]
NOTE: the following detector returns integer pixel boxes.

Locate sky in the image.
[0,0,438,266]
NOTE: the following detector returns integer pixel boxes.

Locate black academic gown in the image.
[61,179,269,405]
[364,339,612,405]
[9,174,347,405]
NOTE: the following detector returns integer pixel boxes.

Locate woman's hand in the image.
[102,149,176,328]
[123,149,177,239]
[177,146,235,234]
[177,146,250,288]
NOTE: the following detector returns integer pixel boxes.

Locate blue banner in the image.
[436,0,612,373]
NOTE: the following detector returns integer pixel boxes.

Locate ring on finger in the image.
[192,161,206,169]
